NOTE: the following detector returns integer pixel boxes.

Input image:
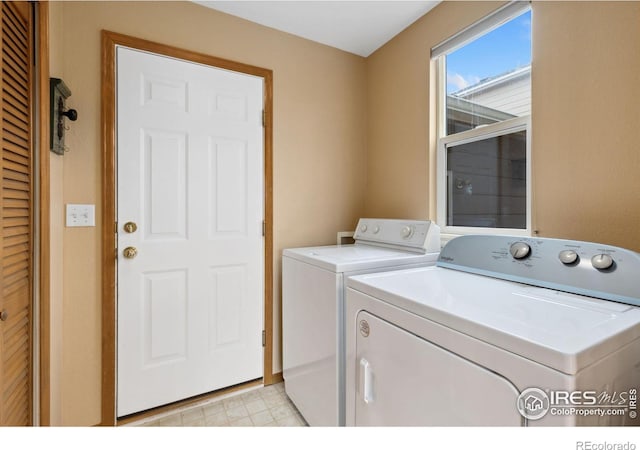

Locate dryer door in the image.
[355,311,523,426]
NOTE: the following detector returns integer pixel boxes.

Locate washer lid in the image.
[347,266,640,374]
[283,244,439,273]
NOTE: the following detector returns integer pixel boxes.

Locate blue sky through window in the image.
[446,10,531,94]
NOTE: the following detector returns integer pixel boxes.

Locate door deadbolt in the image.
[123,247,138,259]
[123,222,137,233]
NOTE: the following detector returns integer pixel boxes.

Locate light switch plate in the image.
[66,204,95,227]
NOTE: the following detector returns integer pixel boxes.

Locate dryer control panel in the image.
[437,235,640,307]
[353,218,440,254]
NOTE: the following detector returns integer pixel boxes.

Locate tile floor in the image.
[125,382,307,427]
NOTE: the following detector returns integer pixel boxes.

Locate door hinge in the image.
[262,220,266,237]
[262,110,266,127]
[262,330,266,347]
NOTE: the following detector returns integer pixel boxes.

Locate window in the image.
[433,2,532,235]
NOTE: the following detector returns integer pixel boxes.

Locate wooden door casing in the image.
[101,31,274,425]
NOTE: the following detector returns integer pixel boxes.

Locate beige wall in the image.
[47,0,640,426]
[47,1,65,426]
[365,1,640,251]
[365,1,503,220]
[49,1,367,425]
[531,1,640,248]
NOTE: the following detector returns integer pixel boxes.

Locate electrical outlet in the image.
[66,204,95,227]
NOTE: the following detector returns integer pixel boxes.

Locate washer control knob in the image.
[559,250,579,265]
[401,226,413,239]
[591,254,614,270]
[360,224,368,233]
[509,242,531,260]
[373,225,380,234]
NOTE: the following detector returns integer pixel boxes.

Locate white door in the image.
[116,47,264,416]
[355,311,523,426]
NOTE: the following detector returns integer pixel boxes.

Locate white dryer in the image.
[345,235,640,426]
[282,218,440,426]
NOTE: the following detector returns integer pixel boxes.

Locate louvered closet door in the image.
[0,1,33,426]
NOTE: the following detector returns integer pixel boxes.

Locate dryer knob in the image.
[360,224,368,233]
[373,225,380,234]
[558,250,579,265]
[401,226,413,238]
[591,253,614,270]
[509,242,531,260]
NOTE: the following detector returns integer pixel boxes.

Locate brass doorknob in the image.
[123,247,138,259]
[0,310,8,321]
[123,222,137,233]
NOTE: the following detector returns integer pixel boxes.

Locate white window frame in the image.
[433,2,532,237]
[436,115,531,236]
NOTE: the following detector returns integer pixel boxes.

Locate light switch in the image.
[66,204,95,227]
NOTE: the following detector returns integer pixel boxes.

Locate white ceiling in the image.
[195,1,441,57]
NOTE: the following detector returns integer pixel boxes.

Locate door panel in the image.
[143,270,187,365]
[210,139,247,234]
[116,47,264,416]
[355,311,522,426]
[0,0,33,426]
[143,130,187,239]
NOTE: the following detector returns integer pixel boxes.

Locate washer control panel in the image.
[437,235,640,306]
[353,218,440,253]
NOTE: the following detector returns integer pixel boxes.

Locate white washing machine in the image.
[282,218,441,426]
[345,235,640,426]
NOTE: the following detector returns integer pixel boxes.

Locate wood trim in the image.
[100,30,117,427]
[103,31,273,80]
[262,64,274,386]
[100,30,275,426]
[270,372,283,384]
[36,0,51,427]
[27,0,35,426]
